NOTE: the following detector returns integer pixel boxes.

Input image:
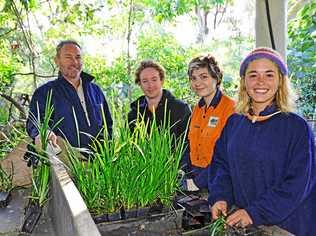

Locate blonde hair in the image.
[236,68,297,114]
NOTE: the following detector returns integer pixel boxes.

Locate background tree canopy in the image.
[0,0,314,125]
[288,1,316,118]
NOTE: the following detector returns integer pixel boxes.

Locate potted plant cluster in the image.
[65,106,186,234]
[0,162,13,208]
[21,91,62,233]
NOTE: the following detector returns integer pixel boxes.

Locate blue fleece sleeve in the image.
[246,124,316,226]
[208,125,234,207]
[193,166,208,189]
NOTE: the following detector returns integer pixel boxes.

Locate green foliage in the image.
[288,1,316,118]
[209,214,226,236]
[0,162,13,192]
[94,30,253,107]
[85,54,135,102]
[0,41,19,92]
[19,0,38,10]
[136,31,192,100]
[144,0,228,22]
[0,126,26,160]
[0,108,9,124]
[29,90,63,207]
[84,55,109,84]
[66,105,185,215]
[204,36,254,98]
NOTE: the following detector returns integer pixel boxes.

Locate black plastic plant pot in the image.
[108,211,122,222]
[93,209,123,224]
[0,191,12,208]
[136,207,150,218]
[21,201,42,233]
[97,204,185,235]
[179,196,212,230]
[123,208,138,219]
[148,200,164,215]
[93,214,109,224]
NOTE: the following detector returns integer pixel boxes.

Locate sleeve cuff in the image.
[245,206,265,226]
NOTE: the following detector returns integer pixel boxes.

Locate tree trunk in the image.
[0,93,26,120]
[195,6,209,44]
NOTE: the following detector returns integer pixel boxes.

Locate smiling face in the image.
[55,43,83,84]
[245,58,280,114]
[138,67,164,99]
[190,67,218,106]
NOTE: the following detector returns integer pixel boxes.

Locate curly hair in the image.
[187,54,223,86]
[135,60,165,84]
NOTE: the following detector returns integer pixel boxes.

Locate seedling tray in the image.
[178,194,211,230]
[183,224,268,236]
[96,204,184,235]
[224,226,267,236]
[21,201,42,233]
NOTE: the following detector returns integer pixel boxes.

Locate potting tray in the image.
[96,204,185,235]
[177,194,211,231]
[183,224,269,236]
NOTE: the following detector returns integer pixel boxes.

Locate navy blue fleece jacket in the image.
[208,105,316,236]
[26,72,113,149]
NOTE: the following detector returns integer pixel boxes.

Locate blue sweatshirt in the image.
[26,72,113,149]
[208,104,316,236]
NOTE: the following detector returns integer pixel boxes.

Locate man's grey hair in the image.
[56,40,81,56]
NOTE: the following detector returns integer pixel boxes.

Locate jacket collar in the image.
[198,88,222,109]
[246,103,281,123]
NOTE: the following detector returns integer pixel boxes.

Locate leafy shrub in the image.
[288,2,316,118]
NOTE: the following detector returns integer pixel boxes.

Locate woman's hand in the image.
[211,201,228,220]
[226,209,253,227]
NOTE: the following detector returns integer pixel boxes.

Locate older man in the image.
[26,40,112,151]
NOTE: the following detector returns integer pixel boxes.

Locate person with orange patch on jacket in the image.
[180,54,235,191]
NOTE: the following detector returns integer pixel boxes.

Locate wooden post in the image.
[255,0,287,59]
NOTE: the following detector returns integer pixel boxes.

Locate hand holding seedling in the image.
[211,200,227,220]
[226,209,253,227]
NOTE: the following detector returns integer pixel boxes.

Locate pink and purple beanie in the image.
[239,47,288,77]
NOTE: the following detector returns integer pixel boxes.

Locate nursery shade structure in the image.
[256,0,287,57]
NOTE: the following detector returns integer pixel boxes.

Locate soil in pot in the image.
[225,226,267,236]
